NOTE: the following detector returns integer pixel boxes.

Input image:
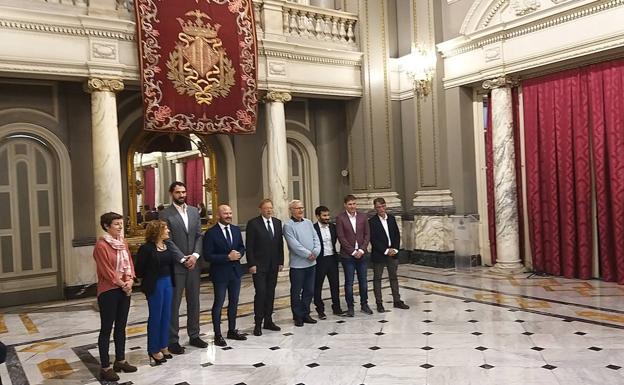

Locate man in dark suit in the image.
[369,197,409,312]
[246,199,284,336]
[203,204,247,347]
[159,181,207,353]
[335,194,372,316]
[313,206,344,319]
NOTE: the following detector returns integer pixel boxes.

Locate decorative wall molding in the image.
[438,0,624,88]
[90,40,118,61]
[260,47,362,66]
[0,18,135,41]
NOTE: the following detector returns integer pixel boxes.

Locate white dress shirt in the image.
[173,202,199,260]
[347,211,361,254]
[378,214,394,255]
[319,223,333,257]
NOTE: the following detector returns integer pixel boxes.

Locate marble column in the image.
[265,90,291,221]
[174,160,185,183]
[483,76,525,274]
[86,78,124,234]
[265,90,291,270]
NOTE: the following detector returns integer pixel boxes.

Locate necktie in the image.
[225,225,232,248]
[267,219,274,238]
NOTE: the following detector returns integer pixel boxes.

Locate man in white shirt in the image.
[368,197,409,313]
[313,206,344,319]
[159,181,207,353]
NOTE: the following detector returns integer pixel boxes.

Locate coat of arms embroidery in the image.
[166,10,236,105]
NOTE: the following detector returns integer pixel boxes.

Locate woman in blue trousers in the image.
[136,220,176,365]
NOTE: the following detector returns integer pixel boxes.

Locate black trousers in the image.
[372,257,401,305]
[313,255,342,313]
[97,288,130,367]
[252,268,279,325]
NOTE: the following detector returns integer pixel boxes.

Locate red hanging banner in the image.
[135,0,258,134]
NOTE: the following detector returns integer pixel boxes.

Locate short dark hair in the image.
[315,205,330,216]
[373,197,386,206]
[100,212,123,231]
[343,194,356,204]
[169,181,186,193]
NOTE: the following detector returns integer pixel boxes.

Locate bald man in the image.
[203,205,247,347]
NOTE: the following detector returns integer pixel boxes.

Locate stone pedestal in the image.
[87,78,124,234]
[483,77,525,274]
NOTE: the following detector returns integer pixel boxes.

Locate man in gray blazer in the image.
[159,181,207,353]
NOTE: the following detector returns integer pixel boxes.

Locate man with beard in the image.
[159,182,207,354]
[313,206,344,319]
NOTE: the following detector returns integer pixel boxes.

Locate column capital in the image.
[86,78,125,93]
[264,90,292,103]
[482,76,517,90]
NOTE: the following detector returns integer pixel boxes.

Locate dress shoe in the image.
[263,322,281,331]
[361,304,373,315]
[100,368,119,381]
[113,360,137,373]
[317,310,327,320]
[303,315,317,324]
[346,307,354,317]
[214,334,227,347]
[162,353,173,360]
[294,319,304,327]
[332,308,345,316]
[189,337,208,348]
[168,343,185,355]
[227,329,247,341]
[376,304,386,313]
[253,325,262,336]
[393,301,410,310]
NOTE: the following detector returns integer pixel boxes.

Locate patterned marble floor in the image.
[1,265,624,385]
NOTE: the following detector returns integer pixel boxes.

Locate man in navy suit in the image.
[369,197,409,313]
[313,206,344,319]
[203,204,247,347]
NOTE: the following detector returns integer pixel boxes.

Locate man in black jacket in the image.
[369,197,409,313]
[246,199,284,336]
[313,206,344,319]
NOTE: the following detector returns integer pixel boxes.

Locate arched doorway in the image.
[0,134,63,305]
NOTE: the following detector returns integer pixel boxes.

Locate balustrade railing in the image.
[282,2,357,45]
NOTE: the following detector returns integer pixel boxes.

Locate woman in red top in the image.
[93,212,138,381]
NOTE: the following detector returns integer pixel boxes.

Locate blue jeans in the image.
[289,265,316,321]
[342,258,368,308]
[147,276,173,354]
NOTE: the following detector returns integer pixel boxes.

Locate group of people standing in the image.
[92,182,409,382]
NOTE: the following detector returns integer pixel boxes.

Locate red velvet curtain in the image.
[523,70,593,279]
[588,59,624,284]
[144,167,156,210]
[184,157,204,207]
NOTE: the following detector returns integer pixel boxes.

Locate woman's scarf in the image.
[102,233,132,279]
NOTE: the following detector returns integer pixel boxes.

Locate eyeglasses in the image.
[292,207,305,210]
